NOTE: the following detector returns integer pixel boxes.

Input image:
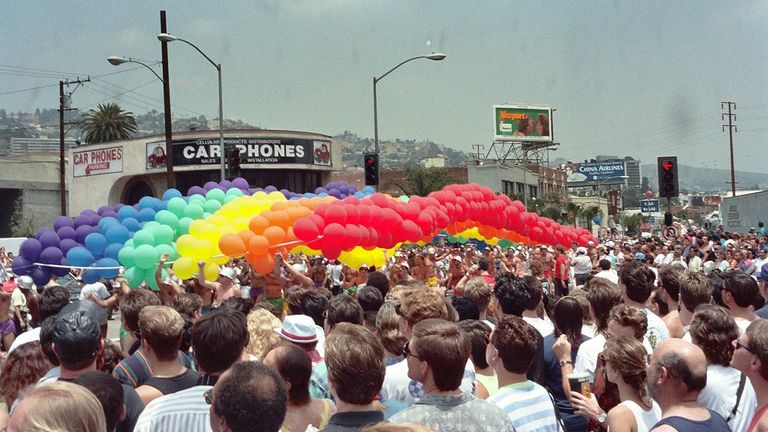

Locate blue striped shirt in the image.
[134,385,212,432]
[488,380,559,432]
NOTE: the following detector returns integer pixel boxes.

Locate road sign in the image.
[661,225,678,241]
[640,199,660,213]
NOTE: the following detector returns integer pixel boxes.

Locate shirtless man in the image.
[413,253,437,285]
[197,261,242,306]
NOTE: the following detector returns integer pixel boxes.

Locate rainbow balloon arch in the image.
[14,179,596,290]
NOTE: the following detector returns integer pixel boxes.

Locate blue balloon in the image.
[59,239,79,255]
[39,247,63,265]
[81,269,101,284]
[20,238,43,261]
[117,206,139,221]
[95,258,120,280]
[75,225,95,244]
[39,231,61,249]
[138,196,156,209]
[137,208,156,223]
[103,243,122,260]
[11,256,32,276]
[98,216,120,232]
[51,258,70,277]
[105,224,130,244]
[53,215,74,231]
[122,217,140,232]
[85,233,108,257]
[30,266,52,287]
[67,246,94,267]
[162,188,183,201]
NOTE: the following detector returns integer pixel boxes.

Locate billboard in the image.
[640,199,661,213]
[494,105,552,142]
[146,137,332,170]
[73,146,123,177]
[561,160,626,187]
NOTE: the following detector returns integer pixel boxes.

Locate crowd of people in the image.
[0,225,767,432]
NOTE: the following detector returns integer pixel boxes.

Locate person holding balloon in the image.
[197,261,242,307]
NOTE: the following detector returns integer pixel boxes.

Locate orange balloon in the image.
[286,206,306,223]
[252,255,275,274]
[285,226,298,244]
[249,215,269,235]
[238,229,255,246]
[219,233,247,257]
[271,201,288,211]
[263,226,286,246]
[248,235,270,256]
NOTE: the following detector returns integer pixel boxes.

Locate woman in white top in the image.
[572,335,661,432]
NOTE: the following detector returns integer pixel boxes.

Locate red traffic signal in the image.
[662,160,674,171]
[657,156,679,198]
[364,153,379,186]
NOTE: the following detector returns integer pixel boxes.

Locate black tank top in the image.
[653,410,730,432]
[144,368,198,395]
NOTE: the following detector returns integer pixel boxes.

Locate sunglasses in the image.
[403,340,421,360]
[735,339,753,354]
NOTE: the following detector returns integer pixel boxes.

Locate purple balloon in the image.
[35,227,54,239]
[75,225,95,244]
[81,209,97,216]
[89,214,101,225]
[11,256,32,276]
[187,186,205,196]
[57,226,77,241]
[239,188,251,196]
[329,189,342,198]
[40,246,64,265]
[51,258,70,277]
[53,216,74,231]
[265,185,277,192]
[30,266,52,287]
[20,238,43,261]
[38,231,61,249]
[97,205,112,216]
[232,177,249,189]
[204,181,218,191]
[59,238,79,254]
[221,180,233,189]
[73,214,92,228]
[114,203,125,211]
[102,210,118,218]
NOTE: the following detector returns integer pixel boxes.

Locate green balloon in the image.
[206,188,226,203]
[226,188,243,197]
[117,246,136,267]
[203,199,222,214]
[156,243,178,262]
[143,221,161,231]
[189,194,206,204]
[166,197,187,217]
[132,230,155,247]
[183,203,204,219]
[176,217,193,236]
[134,244,159,270]
[145,268,167,292]
[124,239,134,248]
[224,195,238,204]
[154,225,175,245]
[156,210,180,229]
[124,266,146,288]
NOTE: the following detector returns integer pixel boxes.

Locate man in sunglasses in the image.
[731,320,768,432]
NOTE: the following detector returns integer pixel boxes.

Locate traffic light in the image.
[657,156,679,198]
[364,153,379,186]
[228,147,241,179]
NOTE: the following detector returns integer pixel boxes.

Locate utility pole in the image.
[721,101,737,197]
[160,10,175,188]
[59,77,90,216]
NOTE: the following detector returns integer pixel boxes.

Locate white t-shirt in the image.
[643,308,670,350]
[522,316,554,337]
[698,364,756,432]
[688,255,703,273]
[734,318,754,335]
[593,269,619,285]
[653,254,666,267]
[79,282,110,301]
[571,255,592,275]
[380,355,476,405]
[619,400,662,432]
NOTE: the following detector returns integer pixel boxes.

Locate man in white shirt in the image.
[617,261,669,349]
[593,259,619,285]
[570,247,593,286]
[653,246,668,267]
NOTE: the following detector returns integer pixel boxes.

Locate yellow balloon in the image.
[231,217,250,231]
[207,215,229,227]
[172,256,196,279]
[203,261,220,281]
[267,191,286,202]
[212,250,229,265]
[176,234,196,257]
[192,239,215,261]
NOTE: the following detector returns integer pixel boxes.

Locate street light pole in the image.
[158,32,225,182]
[372,53,446,157]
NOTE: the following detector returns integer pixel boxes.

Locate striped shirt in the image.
[133,385,212,432]
[488,380,559,432]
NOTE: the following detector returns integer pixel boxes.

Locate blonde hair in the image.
[364,421,435,432]
[139,305,185,360]
[245,308,282,360]
[375,301,405,356]
[15,381,106,432]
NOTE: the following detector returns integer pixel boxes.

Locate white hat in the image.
[218,267,237,281]
[577,247,588,254]
[274,315,318,343]
[17,276,34,290]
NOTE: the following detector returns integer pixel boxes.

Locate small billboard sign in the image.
[641,199,661,213]
[494,105,552,142]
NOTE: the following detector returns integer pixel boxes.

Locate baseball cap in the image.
[754,263,768,281]
[52,301,106,364]
[218,267,237,281]
[274,314,318,344]
[17,276,34,290]
[635,252,646,261]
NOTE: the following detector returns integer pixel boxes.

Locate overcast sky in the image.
[2,1,766,173]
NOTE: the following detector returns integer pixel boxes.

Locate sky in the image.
[2,1,767,173]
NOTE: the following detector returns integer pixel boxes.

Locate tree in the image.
[389,165,456,196]
[81,103,138,144]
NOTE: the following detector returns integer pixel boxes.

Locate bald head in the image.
[651,339,707,395]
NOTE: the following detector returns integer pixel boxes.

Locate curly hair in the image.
[689,304,738,366]
[245,308,282,361]
[585,278,623,332]
[0,341,53,407]
[608,305,648,340]
[602,335,649,397]
[375,302,405,356]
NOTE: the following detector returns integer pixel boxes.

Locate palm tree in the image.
[390,165,455,196]
[81,103,138,144]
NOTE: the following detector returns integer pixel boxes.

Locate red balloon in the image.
[308,214,326,233]
[324,205,348,226]
[343,225,363,249]
[322,223,346,247]
[293,218,320,242]
[401,220,422,242]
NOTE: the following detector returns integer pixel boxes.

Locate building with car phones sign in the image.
[0,129,339,234]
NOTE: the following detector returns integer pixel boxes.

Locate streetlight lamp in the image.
[107,56,174,188]
[373,53,446,157]
[158,32,226,182]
